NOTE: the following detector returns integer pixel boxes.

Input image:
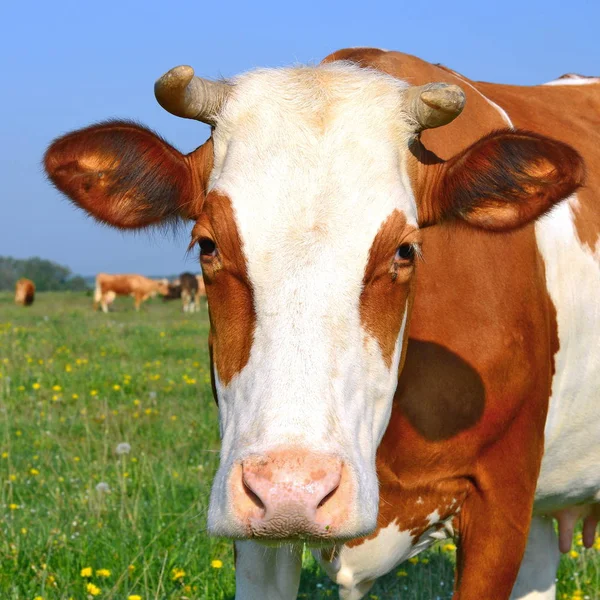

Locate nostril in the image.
[242,478,266,512]
[317,482,340,509]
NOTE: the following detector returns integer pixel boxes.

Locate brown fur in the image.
[94,273,168,311]
[14,278,35,306]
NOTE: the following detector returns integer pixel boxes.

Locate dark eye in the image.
[199,237,217,258]
[395,244,415,262]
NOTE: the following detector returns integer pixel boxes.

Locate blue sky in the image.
[2,0,598,276]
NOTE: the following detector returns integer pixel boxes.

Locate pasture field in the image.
[0,291,598,600]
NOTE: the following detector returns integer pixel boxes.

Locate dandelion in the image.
[30,468,40,476]
[170,415,177,421]
[86,582,101,596]
[34,596,44,600]
[96,568,111,578]
[74,457,80,463]
[90,390,98,397]
[9,474,16,481]
[72,393,79,400]
[115,443,131,455]
[569,550,579,559]
[128,565,136,574]
[32,383,41,390]
[16,430,22,436]
[396,569,408,577]
[17,385,25,391]
[9,503,19,510]
[80,567,92,577]
[128,596,142,600]
[21,528,27,534]
[1,451,8,458]
[171,567,185,581]
[52,385,62,392]
[442,543,457,552]
[408,557,419,564]
[112,384,121,391]
[95,482,111,494]
[211,559,223,569]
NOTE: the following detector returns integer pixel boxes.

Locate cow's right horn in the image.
[155,65,232,126]
[404,83,466,132]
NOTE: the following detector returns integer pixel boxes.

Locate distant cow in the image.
[14,278,35,306]
[180,272,200,312]
[93,273,168,312]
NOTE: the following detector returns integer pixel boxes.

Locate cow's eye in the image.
[199,237,217,258]
[395,244,415,262]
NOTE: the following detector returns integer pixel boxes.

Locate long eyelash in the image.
[412,243,424,262]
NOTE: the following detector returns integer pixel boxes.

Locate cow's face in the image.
[201,66,420,540]
[44,61,583,545]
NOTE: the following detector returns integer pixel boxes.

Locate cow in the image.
[43,48,599,599]
[14,278,35,306]
[93,273,169,312]
[180,271,200,312]
[195,273,207,312]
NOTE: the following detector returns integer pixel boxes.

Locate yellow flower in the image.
[16,430,22,436]
[9,503,19,510]
[112,384,121,391]
[21,528,27,534]
[52,385,62,392]
[211,559,223,569]
[396,569,408,577]
[72,393,79,399]
[32,383,41,390]
[86,582,101,596]
[1,451,8,458]
[569,550,579,559]
[159,331,166,337]
[128,596,142,600]
[170,415,177,421]
[34,596,44,600]
[30,468,40,476]
[52,395,60,401]
[133,399,140,406]
[96,569,111,578]
[408,557,419,564]
[9,474,16,481]
[17,385,25,391]
[74,457,80,463]
[128,564,136,573]
[90,390,98,397]
[65,364,72,372]
[442,543,457,552]
[171,567,185,581]
[80,566,92,577]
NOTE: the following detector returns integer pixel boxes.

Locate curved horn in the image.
[154,65,231,125]
[404,83,466,132]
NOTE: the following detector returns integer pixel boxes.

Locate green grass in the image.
[0,292,598,600]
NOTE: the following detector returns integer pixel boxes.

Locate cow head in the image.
[44,61,583,544]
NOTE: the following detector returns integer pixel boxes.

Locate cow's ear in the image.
[44,120,211,229]
[422,130,585,231]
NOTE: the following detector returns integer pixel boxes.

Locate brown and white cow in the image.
[93,273,168,312]
[179,271,200,313]
[44,48,599,599]
[14,278,35,306]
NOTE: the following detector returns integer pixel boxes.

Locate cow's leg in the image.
[101,295,109,313]
[235,541,301,600]
[509,515,560,600]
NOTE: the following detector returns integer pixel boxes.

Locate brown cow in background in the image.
[14,278,35,306]
[94,273,168,312]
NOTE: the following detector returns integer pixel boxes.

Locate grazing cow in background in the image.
[44,47,599,600]
[93,273,168,312]
[180,272,199,312]
[195,274,206,312]
[14,278,35,306]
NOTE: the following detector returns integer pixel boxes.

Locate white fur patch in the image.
[205,63,418,536]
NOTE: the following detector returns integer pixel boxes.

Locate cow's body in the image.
[93,273,168,312]
[44,48,598,599]
[14,278,35,306]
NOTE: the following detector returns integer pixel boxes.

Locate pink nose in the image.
[231,450,349,539]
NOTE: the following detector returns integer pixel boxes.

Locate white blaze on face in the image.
[205,63,418,535]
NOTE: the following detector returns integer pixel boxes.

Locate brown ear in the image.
[423,129,585,231]
[44,120,210,229]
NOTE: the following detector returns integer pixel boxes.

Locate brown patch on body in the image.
[94,273,168,311]
[360,210,417,367]
[194,193,255,386]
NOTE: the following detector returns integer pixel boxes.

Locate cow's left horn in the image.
[154,65,232,125]
[404,83,466,132]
